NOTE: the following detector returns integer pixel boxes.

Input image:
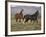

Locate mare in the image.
[24,10,39,23]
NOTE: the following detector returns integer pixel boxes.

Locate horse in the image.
[24,10,39,23]
[15,9,24,22]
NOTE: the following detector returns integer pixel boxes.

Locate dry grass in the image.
[11,16,41,32]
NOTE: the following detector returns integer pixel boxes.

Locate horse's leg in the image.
[35,18,38,24]
[36,20,38,24]
[19,19,21,22]
[30,19,32,23]
[30,19,32,24]
[31,20,35,25]
[25,19,28,23]
[34,18,37,23]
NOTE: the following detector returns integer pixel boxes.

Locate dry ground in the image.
[11,16,41,32]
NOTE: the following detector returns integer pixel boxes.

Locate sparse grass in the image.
[11,16,41,32]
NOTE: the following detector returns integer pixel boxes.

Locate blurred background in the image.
[11,6,41,17]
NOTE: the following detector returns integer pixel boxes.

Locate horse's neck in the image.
[20,11,23,14]
[20,12,23,16]
[33,11,38,15]
[20,12,22,14]
[20,9,23,14]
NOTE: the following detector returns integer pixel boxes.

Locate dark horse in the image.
[24,10,39,23]
[15,9,24,22]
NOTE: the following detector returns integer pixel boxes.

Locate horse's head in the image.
[35,10,39,16]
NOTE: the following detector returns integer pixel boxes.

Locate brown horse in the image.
[15,9,24,22]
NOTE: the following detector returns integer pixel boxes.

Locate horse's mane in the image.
[20,9,24,14]
[32,10,39,16]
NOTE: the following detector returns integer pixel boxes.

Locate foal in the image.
[15,9,24,22]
